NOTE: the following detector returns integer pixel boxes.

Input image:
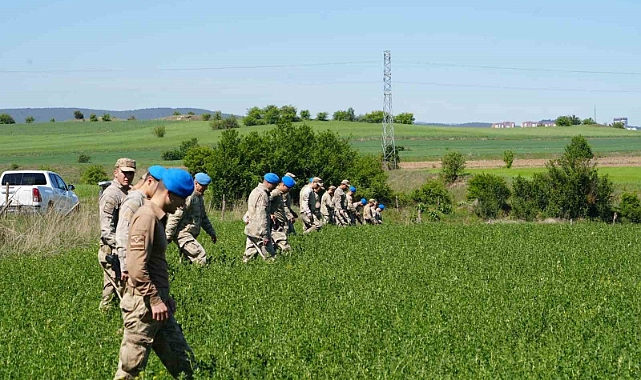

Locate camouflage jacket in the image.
[320,191,333,215]
[244,183,271,239]
[333,187,347,212]
[115,190,146,271]
[269,188,287,228]
[166,191,216,247]
[99,180,128,248]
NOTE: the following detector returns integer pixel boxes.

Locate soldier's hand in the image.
[211,235,217,244]
[166,296,176,314]
[120,271,129,282]
[262,238,270,246]
[152,301,169,321]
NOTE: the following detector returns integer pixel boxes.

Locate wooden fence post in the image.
[221,194,226,221]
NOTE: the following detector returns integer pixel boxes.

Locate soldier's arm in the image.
[257,192,270,238]
[127,213,162,306]
[164,206,183,241]
[332,193,342,210]
[99,194,117,246]
[115,204,135,272]
[202,212,216,238]
[300,190,311,215]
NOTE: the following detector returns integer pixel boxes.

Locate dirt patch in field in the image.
[400,156,641,170]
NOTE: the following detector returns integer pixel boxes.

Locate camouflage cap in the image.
[285,172,297,179]
[329,185,337,190]
[115,158,136,172]
[341,179,350,185]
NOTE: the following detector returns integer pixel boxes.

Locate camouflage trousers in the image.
[322,212,334,225]
[243,236,275,262]
[177,238,207,265]
[98,245,123,310]
[301,213,322,234]
[271,226,291,252]
[333,210,350,226]
[114,287,196,380]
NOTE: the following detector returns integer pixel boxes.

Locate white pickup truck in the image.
[0,170,79,214]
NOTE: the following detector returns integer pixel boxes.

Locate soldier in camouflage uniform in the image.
[115,166,165,284]
[98,158,136,311]
[165,173,217,265]
[333,179,350,226]
[243,173,279,263]
[346,186,358,225]
[269,176,295,253]
[113,168,196,380]
[320,185,335,225]
[363,199,376,225]
[300,177,323,234]
[373,204,385,224]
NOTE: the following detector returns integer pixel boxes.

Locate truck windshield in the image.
[1,173,47,186]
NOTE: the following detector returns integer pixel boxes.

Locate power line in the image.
[397,60,641,76]
[0,60,380,74]
[395,80,641,93]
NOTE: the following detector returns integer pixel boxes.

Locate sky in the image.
[1,0,640,124]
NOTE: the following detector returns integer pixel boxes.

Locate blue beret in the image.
[361,198,367,205]
[349,186,356,192]
[378,204,385,210]
[148,165,165,181]
[309,177,314,183]
[264,173,280,184]
[282,176,295,188]
[162,168,194,199]
[195,172,211,185]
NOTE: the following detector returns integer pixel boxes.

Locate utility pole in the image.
[382,50,397,169]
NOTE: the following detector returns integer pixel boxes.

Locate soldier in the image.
[320,185,335,225]
[373,204,385,224]
[300,177,323,234]
[313,185,324,227]
[355,198,367,225]
[346,186,359,225]
[243,173,280,263]
[165,173,217,265]
[363,198,376,225]
[114,168,196,380]
[333,179,350,226]
[98,158,136,311]
[269,175,295,253]
[115,166,165,284]
[283,172,298,235]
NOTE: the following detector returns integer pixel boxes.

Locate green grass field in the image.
[2,222,641,378]
[2,120,640,172]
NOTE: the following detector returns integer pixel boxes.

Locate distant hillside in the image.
[0,107,234,123]
[416,122,492,128]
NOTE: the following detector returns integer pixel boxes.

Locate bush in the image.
[9,163,19,170]
[173,111,181,116]
[467,173,511,219]
[127,116,136,121]
[441,151,466,183]
[503,150,514,169]
[612,122,625,129]
[394,113,415,125]
[316,112,328,121]
[201,113,211,121]
[0,114,16,124]
[74,110,84,120]
[161,150,183,161]
[81,165,108,185]
[511,174,547,221]
[25,116,35,124]
[617,193,641,223]
[300,110,311,120]
[153,125,166,138]
[101,114,111,122]
[50,118,55,123]
[161,138,199,161]
[187,111,195,115]
[77,154,91,163]
[89,114,98,122]
[210,116,239,130]
[410,180,453,214]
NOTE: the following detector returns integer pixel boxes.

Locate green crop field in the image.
[2,222,641,378]
[1,120,640,172]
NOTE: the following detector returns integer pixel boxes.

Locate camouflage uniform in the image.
[363,204,374,224]
[299,185,321,233]
[332,187,349,226]
[373,208,383,224]
[243,183,274,262]
[346,192,357,225]
[282,192,296,235]
[320,191,334,225]
[98,179,128,310]
[115,190,146,274]
[114,201,195,380]
[165,191,216,265]
[269,188,291,252]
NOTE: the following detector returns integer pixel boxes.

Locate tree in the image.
[263,105,280,124]
[89,114,98,122]
[187,111,195,115]
[102,114,111,122]
[0,113,16,124]
[25,116,35,124]
[300,109,311,120]
[316,112,328,121]
[503,150,514,169]
[213,111,223,121]
[346,107,356,122]
[441,151,466,183]
[467,174,511,219]
[243,107,263,126]
[201,113,211,121]
[555,115,572,126]
[74,110,84,120]
[50,118,55,123]
[394,113,415,124]
[363,110,385,123]
[210,115,240,130]
[612,122,625,129]
[582,118,595,125]
[127,116,136,121]
[173,111,181,116]
[280,105,299,122]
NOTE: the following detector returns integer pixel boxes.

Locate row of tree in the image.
[555,114,626,129]
[242,105,414,126]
